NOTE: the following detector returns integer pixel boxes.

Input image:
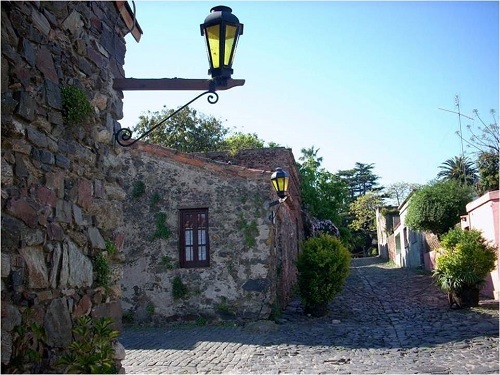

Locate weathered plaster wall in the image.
[1,1,132,371]
[464,190,499,299]
[120,144,302,323]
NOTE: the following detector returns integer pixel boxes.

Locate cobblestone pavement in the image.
[120,257,499,374]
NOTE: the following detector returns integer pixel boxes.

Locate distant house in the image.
[119,145,304,323]
[376,195,428,268]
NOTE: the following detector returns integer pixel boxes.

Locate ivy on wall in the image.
[238,215,259,248]
[61,85,92,126]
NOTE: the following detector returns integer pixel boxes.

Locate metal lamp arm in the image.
[114,87,219,147]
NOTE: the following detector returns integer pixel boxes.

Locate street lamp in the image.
[114,5,244,147]
[269,167,289,208]
[201,6,244,85]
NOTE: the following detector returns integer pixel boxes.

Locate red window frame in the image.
[179,208,210,268]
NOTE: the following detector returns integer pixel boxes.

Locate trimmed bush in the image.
[405,180,474,237]
[434,228,497,307]
[297,234,351,316]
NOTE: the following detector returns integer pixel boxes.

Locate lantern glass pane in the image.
[224,25,237,66]
[274,177,287,192]
[206,24,220,68]
[282,177,289,193]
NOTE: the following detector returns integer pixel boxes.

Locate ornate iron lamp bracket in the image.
[114,82,219,147]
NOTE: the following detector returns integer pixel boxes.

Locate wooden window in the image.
[179,209,210,268]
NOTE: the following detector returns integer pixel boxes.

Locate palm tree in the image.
[437,156,478,185]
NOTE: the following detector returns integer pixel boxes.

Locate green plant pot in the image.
[449,286,480,308]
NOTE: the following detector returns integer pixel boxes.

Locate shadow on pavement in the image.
[120,257,499,351]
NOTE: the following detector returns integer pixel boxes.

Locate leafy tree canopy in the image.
[405,180,474,237]
[132,106,229,152]
[297,147,349,226]
[337,162,383,201]
[477,151,499,194]
[219,132,265,155]
[348,192,384,234]
[437,155,477,186]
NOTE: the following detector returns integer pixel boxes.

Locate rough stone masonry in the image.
[1,1,133,371]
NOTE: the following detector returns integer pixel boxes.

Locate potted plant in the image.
[433,227,497,308]
[296,234,351,317]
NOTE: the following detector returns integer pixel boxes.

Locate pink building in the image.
[460,190,499,300]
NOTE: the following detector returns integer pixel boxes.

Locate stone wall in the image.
[120,144,303,323]
[1,1,133,372]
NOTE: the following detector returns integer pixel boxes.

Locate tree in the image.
[297,147,349,226]
[132,106,229,152]
[337,162,383,201]
[477,151,499,194]
[384,182,422,206]
[405,180,474,237]
[348,193,384,234]
[348,192,384,256]
[219,132,265,155]
[459,109,499,194]
[437,155,478,186]
[462,109,499,155]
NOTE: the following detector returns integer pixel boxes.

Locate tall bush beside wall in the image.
[297,234,351,316]
[405,180,474,237]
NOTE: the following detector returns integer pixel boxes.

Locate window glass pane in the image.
[224,25,237,65]
[186,246,193,261]
[185,229,193,246]
[207,25,220,68]
[198,245,206,261]
[198,213,206,228]
[198,229,206,245]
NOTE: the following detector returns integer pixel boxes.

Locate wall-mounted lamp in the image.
[114,5,244,147]
[269,167,289,208]
[201,6,244,86]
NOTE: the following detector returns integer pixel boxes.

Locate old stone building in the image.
[119,145,303,323]
[1,1,140,372]
[1,1,305,372]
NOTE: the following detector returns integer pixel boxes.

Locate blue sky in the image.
[120,1,499,187]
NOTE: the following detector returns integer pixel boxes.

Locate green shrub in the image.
[8,309,47,373]
[61,85,92,126]
[405,180,474,237]
[196,316,208,326]
[172,276,188,299]
[297,234,351,316]
[105,239,118,258]
[152,212,171,240]
[238,216,258,248]
[131,181,145,198]
[146,303,155,315]
[434,228,497,292]
[150,192,161,207]
[94,252,111,287]
[58,316,119,374]
[160,255,176,270]
[122,310,134,324]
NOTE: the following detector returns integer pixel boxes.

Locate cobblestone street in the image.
[120,257,499,374]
